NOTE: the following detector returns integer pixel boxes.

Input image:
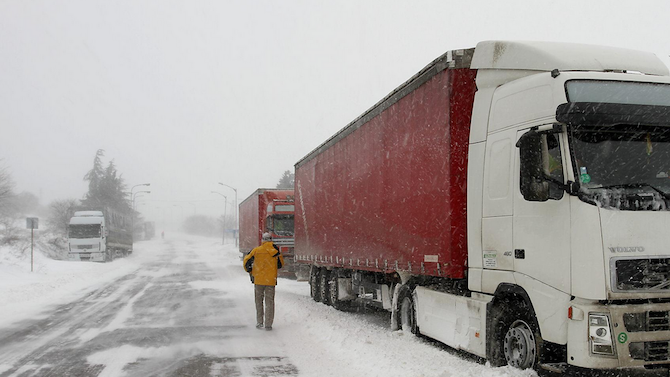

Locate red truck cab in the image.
[239,189,295,276]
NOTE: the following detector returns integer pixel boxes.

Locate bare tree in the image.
[47,199,79,236]
[9,191,42,216]
[0,163,14,214]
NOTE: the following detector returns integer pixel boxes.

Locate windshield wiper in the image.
[597,183,670,199]
[649,280,670,291]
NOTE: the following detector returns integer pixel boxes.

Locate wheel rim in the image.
[503,320,536,369]
[400,297,413,332]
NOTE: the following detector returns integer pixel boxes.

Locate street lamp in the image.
[130,188,150,239]
[218,182,238,247]
[132,191,151,211]
[130,183,151,199]
[211,191,227,244]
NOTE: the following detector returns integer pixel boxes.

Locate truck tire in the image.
[319,268,330,305]
[327,270,350,311]
[490,299,542,370]
[310,267,322,302]
[397,285,418,334]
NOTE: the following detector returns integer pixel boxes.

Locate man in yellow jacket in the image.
[243,232,285,330]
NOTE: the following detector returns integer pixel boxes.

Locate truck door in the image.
[481,128,517,271]
[513,127,571,293]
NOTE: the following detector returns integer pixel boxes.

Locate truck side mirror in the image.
[265,216,273,232]
[517,130,550,201]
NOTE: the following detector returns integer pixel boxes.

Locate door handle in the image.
[515,249,525,259]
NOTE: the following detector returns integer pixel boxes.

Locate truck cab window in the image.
[518,130,564,201]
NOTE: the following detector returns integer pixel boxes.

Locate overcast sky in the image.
[1,0,669,227]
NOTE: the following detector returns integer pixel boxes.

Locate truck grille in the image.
[624,311,670,332]
[614,258,670,291]
[630,341,670,362]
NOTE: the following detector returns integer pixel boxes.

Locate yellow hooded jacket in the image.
[243,241,285,286]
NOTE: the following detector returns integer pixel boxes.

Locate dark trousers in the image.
[254,285,276,327]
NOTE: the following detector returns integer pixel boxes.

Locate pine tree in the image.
[82,149,105,206]
[82,150,131,213]
[276,170,294,189]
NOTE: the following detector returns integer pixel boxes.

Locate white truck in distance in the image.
[68,210,133,262]
[294,41,670,373]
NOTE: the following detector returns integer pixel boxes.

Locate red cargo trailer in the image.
[295,52,476,279]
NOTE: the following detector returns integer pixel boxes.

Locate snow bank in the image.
[0,238,157,328]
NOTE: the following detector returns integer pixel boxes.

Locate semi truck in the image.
[239,189,296,276]
[294,40,670,373]
[142,221,156,240]
[68,208,133,262]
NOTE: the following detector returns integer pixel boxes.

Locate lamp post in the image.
[130,183,151,202]
[218,182,238,247]
[211,191,227,244]
[132,191,151,212]
[131,189,150,238]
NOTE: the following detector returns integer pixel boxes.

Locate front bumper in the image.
[569,300,670,369]
[68,252,105,262]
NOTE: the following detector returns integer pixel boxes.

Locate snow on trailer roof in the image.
[70,217,103,225]
[73,211,104,217]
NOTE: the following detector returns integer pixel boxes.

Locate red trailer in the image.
[295,52,476,280]
[239,189,296,275]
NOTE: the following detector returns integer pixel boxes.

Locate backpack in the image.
[244,254,254,273]
[273,244,283,269]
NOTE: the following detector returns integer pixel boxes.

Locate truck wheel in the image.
[319,269,330,305]
[310,267,321,302]
[328,270,349,311]
[490,299,541,370]
[504,319,537,370]
[398,286,418,334]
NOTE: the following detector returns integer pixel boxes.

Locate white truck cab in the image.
[68,211,108,262]
[467,41,670,370]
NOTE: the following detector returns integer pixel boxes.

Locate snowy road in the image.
[0,237,302,376]
[1,234,653,377]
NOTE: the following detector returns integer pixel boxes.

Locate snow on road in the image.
[0,234,536,377]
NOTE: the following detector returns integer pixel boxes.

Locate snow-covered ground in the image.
[0,233,536,377]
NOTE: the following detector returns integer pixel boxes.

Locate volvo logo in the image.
[608,246,645,253]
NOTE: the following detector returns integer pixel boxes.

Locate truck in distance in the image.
[294,40,670,372]
[239,189,296,276]
[68,209,133,262]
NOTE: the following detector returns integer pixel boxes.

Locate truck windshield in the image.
[69,224,102,238]
[274,204,294,212]
[570,124,670,210]
[272,214,294,236]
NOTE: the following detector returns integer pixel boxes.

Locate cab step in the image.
[539,362,568,373]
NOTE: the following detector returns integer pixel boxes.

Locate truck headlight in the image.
[589,313,615,356]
